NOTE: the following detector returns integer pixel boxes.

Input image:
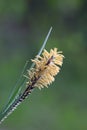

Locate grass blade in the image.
[0,27,52,124]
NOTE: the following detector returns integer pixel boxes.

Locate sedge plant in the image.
[0,27,64,124]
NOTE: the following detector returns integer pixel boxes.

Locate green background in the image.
[0,0,87,130]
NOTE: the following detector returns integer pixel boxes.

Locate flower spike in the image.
[27,48,64,89]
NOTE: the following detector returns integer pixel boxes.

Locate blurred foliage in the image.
[0,0,87,130]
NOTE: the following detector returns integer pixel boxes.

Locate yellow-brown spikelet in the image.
[27,48,64,89]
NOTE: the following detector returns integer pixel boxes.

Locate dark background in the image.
[0,0,87,130]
